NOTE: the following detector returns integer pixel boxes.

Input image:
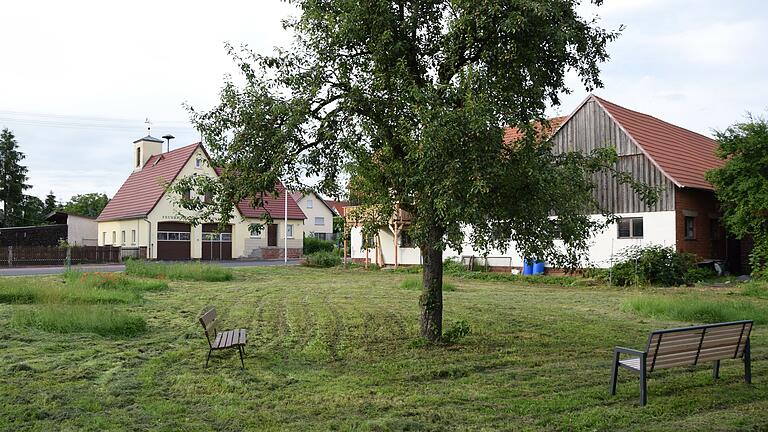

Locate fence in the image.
[0,245,123,267]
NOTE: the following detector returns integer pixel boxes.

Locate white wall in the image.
[66,214,98,246]
[349,211,677,268]
[295,193,334,236]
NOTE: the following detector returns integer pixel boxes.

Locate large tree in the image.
[0,128,32,227]
[63,193,109,218]
[174,0,652,340]
[706,116,768,277]
[43,190,58,215]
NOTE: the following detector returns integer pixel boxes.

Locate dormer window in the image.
[136,147,141,168]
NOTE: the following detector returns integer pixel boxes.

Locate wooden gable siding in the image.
[550,99,675,213]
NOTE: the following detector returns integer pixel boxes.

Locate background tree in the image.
[173,0,653,341]
[62,193,109,218]
[43,190,58,215]
[706,115,768,277]
[18,194,46,226]
[0,128,32,227]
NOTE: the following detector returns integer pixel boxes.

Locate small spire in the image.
[144,117,152,134]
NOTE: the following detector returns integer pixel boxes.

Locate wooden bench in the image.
[199,307,247,369]
[610,320,753,406]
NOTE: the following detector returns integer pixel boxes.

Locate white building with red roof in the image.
[96,136,306,260]
[349,95,748,272]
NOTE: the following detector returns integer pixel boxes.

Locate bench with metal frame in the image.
[198,307,247,369]
[610,320,753,406]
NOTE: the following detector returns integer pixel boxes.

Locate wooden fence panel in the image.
[0,246,123,267]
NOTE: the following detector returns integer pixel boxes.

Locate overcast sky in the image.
[1,0,766,202]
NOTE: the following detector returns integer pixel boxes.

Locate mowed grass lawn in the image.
[1,266,767,431]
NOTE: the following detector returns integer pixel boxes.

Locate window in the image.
[112,231,116,244]
[617,217,643,239]
[136,147,141,168]
[249,226,262,238]
[684,216,696,240]
[315,232,326,241]
[158,231,190,241]
[195,157,203,168]
[306,198,313,208]
[182,188,191,200]
[102,232,106,245]
[314,216,324,226]
[286,224,294,238]
[400,231,415,248]
[221,233,232,241]
[121,230,126,245]
[131,230,136,245]
[204,191,213,203]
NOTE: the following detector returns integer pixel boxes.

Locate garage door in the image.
[156,222,191,260]
[202,223,232,261]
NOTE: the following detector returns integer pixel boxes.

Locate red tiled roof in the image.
[592,95,722,190]
[98,143,305,221]
[324,200,350,216]
[503,116,567,144]
[97,143,201,221]
[236,182,306,220]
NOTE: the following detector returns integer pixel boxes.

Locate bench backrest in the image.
[199,308,217,348]
[644,320,753,372]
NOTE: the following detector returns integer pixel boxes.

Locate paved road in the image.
[0,260,302,277]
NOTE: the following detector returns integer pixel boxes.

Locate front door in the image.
[267,224,278,247]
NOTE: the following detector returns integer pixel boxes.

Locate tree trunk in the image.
[420,227,444,341]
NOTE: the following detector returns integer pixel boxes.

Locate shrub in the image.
[303,237,334,254]
[684,267,717,285]
[442,258,467,274]
[442,320,472,343]
[11,305,147,337]
[621,296,768,324]
[742,283,768,299]
[304,251,342,268]
[124,260,233,282]
[605,245,698,286]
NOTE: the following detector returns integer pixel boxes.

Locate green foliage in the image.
[303,236,334,254]
[0,128,33,227]
[684,267,717,285]
[622,296,768,324]
[707,116,768,277]
[62,193,110,218]
[43,190,58,215]
[442,320,472,344]
[303,251,342,268]
[63,270,168,292]
[399,277,456,292]
[11,305,147,337]
[440,259,588,286]
[605,245,698,287]
[0,273,166,305]
[124,260,233,282]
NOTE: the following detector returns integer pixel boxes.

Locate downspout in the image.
[143,218,152,260]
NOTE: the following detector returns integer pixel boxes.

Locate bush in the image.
[124,260,233,282]
[605,245,698,286]
[442,320,472,343]
[621,296,768,324]
[303,237,334,254]
[684,267,717,285]
[11,305,147,337]
[304,251,342,268]
[399,277,456,292]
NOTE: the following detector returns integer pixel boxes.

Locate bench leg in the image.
[238,346,245,369]
[713,360,721,380]
[205,349,212,368]
[745,338,752,384]
[610,351,619,396]
[639,354,648,406]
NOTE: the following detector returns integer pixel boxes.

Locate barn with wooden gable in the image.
[349,94,745,271]
[96,136,306,261]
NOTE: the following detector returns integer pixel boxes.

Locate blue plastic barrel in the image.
[533,260,545,275]
[523,259,534,275]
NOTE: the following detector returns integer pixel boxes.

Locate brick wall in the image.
[259,247,303,260]
[674,187,726,260]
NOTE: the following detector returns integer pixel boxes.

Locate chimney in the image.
[132,135,164,171]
